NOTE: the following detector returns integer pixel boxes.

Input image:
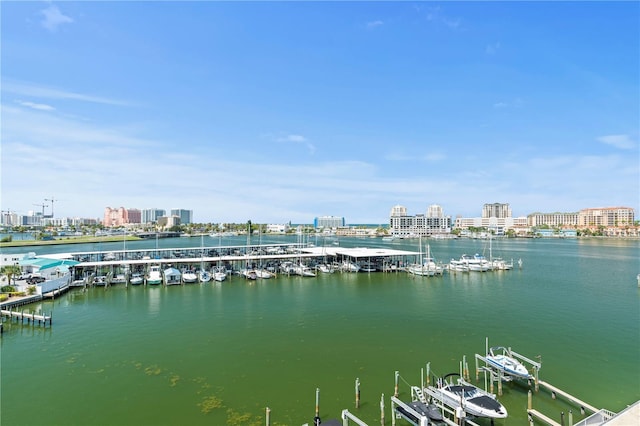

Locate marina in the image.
[0,236,638,425]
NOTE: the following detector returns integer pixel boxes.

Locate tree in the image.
[1,264,21,285]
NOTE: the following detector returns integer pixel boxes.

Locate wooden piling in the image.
[380,393,385,426]
[355,377,360,409]
[265,407,270,426]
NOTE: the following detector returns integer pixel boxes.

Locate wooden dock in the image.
[538,380,598,413]
[1,308,52,326]
[527,409,561,426]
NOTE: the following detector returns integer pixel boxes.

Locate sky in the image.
[1,1,638,224]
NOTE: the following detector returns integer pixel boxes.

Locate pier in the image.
[1,308,52,327]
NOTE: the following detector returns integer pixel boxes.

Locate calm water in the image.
[2,236,639,426]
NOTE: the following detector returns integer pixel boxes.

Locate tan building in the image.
[578,207,635,228]
[103,207,142,227]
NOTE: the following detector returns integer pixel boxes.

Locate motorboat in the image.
[182,269,198,283]
[111,273,127,284]
[146,265,163,285]
[198,270,211,283]
[212,266,227,282]
[93,275,107,286]
[163,267,181,285]
[255,269,273,279]
[428,373,507,419]
[485,346,532,379]
[129,272,144,285]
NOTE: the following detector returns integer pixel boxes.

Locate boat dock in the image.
[1,307,52,326]
[51,243,420,283]
[537,380,599,414]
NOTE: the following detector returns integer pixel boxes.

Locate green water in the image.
[2,237,639,425]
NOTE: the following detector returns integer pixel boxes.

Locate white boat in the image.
[341,261,360,273]
[449,258,469,272]
[163,267,181,285]
[198,270,211,283]
[129,272,144,285]
[182,269,198,283]
[485,346,532,379]
[212,266,227,282]
[407,244,444,276]
[111,273,127,284]
[293,263,316,277]
[316,263,334,274]
[93,275,107,286]
[146,265,163,285]
[428,373,508,419]
[241,268,258,280]
[255,269,273,279]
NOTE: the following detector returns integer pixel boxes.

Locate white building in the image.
[389,204,452,237]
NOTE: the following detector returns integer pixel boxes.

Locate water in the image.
[2,236,639,425]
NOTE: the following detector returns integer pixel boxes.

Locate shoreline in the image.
[0,235,142,248]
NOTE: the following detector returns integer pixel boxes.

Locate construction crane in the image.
[44,196,58,218]
[33,203,48,217]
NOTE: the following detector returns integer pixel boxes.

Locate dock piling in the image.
[355,377,360,409]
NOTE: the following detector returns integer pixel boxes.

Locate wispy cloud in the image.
[366,20,384,29]
[40,5,74,32]
[493,98,524,109]
[597,134,636,150]
[16,100,56,111]
[3,80,131,107]
[486,42,501,55]
[276,133,316,154]
[423,6,462,30]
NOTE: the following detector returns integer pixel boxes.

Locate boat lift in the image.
[391,369,482,426]
[474,339,541,396]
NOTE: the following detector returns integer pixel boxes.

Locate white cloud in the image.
[276,133,316,154]
[367,20,384,29]
[3,80,131,106]
[40,5,74,32]
[597,134,636,150]
[16,100,55,111]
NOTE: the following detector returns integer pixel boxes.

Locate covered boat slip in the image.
[47,244,420,278]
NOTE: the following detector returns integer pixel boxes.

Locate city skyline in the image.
[2,2,638,223]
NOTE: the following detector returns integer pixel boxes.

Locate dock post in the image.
[394,371,399,397]
[426,362,431,386]
[569,410,573,426]
[497,370,503,396]
[528,390,532,410]
[355,377,360,409]
[314,387,320,426]
[561,411,565,426]
[265,407,270,426]
[382,393,387,426]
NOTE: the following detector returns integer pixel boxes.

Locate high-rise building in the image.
[313,216,345,229]
[170,209,192,225]
[142,208,166,224]
[482,203,512,218]
[389,204,451,237]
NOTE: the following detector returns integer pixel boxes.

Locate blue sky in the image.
[2,1,638,224]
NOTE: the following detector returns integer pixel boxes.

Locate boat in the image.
[485,346,532,379]
[182,269,198,283]
[241,268,258,280]
[316,263,334,274]
[212,266,227,282]
[255,269,273,279]
[428,373,508,419]
[340,261,360,273]
[111,273,127,284]
[293,263,316,277]
[198,269,211,283]
[407,243,444,276]
[93,275,107,286]
[393,386,444,424]
[146,265,163,285]
[129,272,144,285]
[163,267,181,285]
[448,258,468,272]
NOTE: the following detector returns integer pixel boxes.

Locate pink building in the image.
[103,207,142,227]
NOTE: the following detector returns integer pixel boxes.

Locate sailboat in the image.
[407,238,443,276]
